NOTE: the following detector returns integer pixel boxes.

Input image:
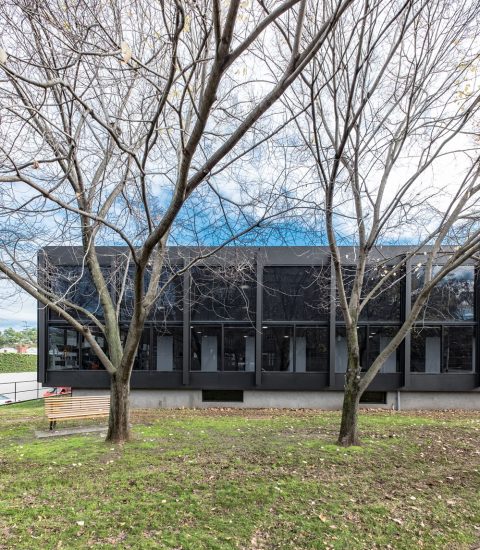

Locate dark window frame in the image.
[190,264,257,322]
[334,324,402,374]
[411,323,476,374]
[411,265,476,322]
[118,265,184,322]
[47,324,109,371]
[47,264,113,320]
[189,323,256,372]
[336,265,403,323]
[261,324,329,373]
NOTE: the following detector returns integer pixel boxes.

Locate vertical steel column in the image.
[404,257,412,388]
[37,250,47,384]
[221,324,225,372]
[255,252,264,387]
[328,258,337,388]
[149,324,154,371]
[475,266,480,386]
[182,261,191,386]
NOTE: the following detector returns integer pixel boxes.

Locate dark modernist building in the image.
[38,246,479,409]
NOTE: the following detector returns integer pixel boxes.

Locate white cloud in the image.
[0,281,37,329]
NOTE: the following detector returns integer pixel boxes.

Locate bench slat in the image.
[45,395,111,425]
[47,414,109,419]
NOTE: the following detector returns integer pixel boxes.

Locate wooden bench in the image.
[45,395,110,430]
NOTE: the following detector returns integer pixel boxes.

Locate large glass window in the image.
[411,327,441,373]
[48,327,80,370]
[335,327,367,373]
[120,328,150,370]
[48,327,108,371]
[262,326,293,371]
[263,266,329,321]
[190,326,222,371]
[224,327,256,371]
[49,265,110,319]
[411,326,475,373]
[80,329,108,370]
[125,329,150,371]
[366,326,399,373]
[153,326,183,371]
[338,266,402,322]
[443,326,475,372]
[412,265,475,321]
[261,326,327,372]
[294,327,328,372]
[334,326,399,373]
[120,267,183,322]
[191,266,256,321]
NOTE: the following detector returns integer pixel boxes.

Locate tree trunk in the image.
[338,337,362,446]
[106,374,131,443]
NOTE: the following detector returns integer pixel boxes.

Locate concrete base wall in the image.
[73,389,479,410]
[398,391,480,410]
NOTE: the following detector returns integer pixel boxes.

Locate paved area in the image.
[0,371,47,402]
[35,425,107,438]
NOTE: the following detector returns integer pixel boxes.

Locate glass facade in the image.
[338,266,402,321]
[48,266,108,319]
[48,326,110,370]
[262,326,328,372]
[335,327,367,373]
[43,256,477,382]
[262,326,294,371]
[190,326,222,371]
[190,325,255,371]
[411,326,475,373]
[224,327,256,372]
[121,267,183,322]
[130,329,150,371]
[412,266,474,321]
[48,327,80,370]
[335,326,399,373]
[81,329,108,370]
[153,326,183,371]
[263,266,329,321]
[48,327,108,371]
[191,266,256,321]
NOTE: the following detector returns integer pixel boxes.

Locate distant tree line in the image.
[0,328,37,347]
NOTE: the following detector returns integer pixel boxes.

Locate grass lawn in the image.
[1,402,479,549]
[0,353,36,373]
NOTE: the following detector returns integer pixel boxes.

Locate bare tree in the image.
[0,0,357,441]
[280,0,480,444]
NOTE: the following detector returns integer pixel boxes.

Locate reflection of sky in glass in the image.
[121,267,183,322]
[50,266,105,316]
[191,266,256,322]
[337,266,401,322]
[412,266,474,321]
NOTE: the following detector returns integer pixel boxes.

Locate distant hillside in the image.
[0,353,37,373]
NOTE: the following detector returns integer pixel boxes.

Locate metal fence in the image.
[0,379,48,403]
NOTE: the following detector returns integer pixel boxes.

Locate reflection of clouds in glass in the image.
[337,266,402,322]
[121,266,183,322]
[412,266,474,321]
[191,265,256,323]
[49,265,107,317]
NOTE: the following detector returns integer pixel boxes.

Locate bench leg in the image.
[49,420,56,431]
